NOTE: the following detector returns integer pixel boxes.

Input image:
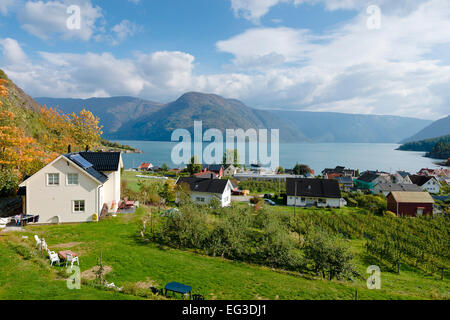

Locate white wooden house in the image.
[175,177,233,207]
[18,152,123,224]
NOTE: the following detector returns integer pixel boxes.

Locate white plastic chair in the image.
[41,239,48,251]
[66,253,79,269]
[47,249,60,266]
[34,235,41,248]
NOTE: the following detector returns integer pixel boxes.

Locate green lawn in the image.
[0,208,448,300]
[122,170,175,192]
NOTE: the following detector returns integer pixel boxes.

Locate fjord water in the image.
[115,140,440,173]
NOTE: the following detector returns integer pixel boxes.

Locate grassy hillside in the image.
[1,204,448,300]
[0,70,48,142]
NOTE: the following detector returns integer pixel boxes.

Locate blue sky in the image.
[1,0,450,120]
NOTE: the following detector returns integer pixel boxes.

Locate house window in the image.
[301,197,306,202]
[47,173,59,186]
[196,197,205,203]
[318,198,326,204]
[73,200,85,213]
[67,173,79,185]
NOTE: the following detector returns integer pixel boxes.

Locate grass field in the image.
[0,206,448,300]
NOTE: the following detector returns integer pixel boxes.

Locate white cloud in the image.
[111,20,140,45]
[216,0,450,119]
[230,0,287,23]
[1,0,450,120]
[217,27,316,68]
[18,0,103,41]
[0,38,30,70]
[230,0,426,23]
[0,39,196,100]
[0,0,15,15]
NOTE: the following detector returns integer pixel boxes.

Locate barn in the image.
[386,191,434,217]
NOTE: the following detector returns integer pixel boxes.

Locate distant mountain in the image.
[35,96,165,134]
[268,110,432,143]
[113,92,305,142]
[401,115,450,143]
[37,93,306,142]
[35,93,432,143]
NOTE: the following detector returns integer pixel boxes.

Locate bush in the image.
[383,210,397,218]
[304,231,356,280]
[0,169,18,197]
[250,196,263,205]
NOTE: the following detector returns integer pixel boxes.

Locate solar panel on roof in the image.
[70,154,93,169]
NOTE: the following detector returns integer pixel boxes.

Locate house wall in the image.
[22,157,99,224]
[102,170,121,211]
[189,189,231,207]
[176,183,232,207]
[287,196,342,208]
[420,179,440,194]
[386,196,433,217]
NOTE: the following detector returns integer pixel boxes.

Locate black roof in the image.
[286,178,341,198]
[336,176,354,184]
[356,171,381,183]
[64,153,109,183]
[409,175,433,186]
[202,164,223,173]
[176,177,230,194]
[322,166,355,175]
[79,152,121,171]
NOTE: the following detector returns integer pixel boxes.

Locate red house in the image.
[387,191,434,217]
[201,164,224,178]
[139,163,153,171]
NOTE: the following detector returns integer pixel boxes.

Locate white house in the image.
[391,171,412,184]
[286,178,346,208]
[409,175,441,194]
[175,177,233,207]
[373,183,422,197]
[18,152,123,224]
[223,165,238,177]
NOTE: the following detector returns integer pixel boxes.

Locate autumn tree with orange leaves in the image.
[0,80,49,186]
[0,77,104,196]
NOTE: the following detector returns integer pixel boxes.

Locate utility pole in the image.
[294,181,297,215]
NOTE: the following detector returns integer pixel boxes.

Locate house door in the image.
[417,207,424,217]
[98,186,104,213]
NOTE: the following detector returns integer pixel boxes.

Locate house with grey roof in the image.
[175,177,233,207]
[373,183,422,197]
[286,178,347,208]
[18,151,123,224]
[409,175,441,194]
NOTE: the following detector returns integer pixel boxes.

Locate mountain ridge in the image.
[35,93,433,143]
[400,115,450,143]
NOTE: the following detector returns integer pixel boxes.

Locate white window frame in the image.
[67,173,79,186]
[73,200,85,213]
[47,173,60,186]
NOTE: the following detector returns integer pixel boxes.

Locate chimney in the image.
[68,145,71,153]
[85,145,89,152]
